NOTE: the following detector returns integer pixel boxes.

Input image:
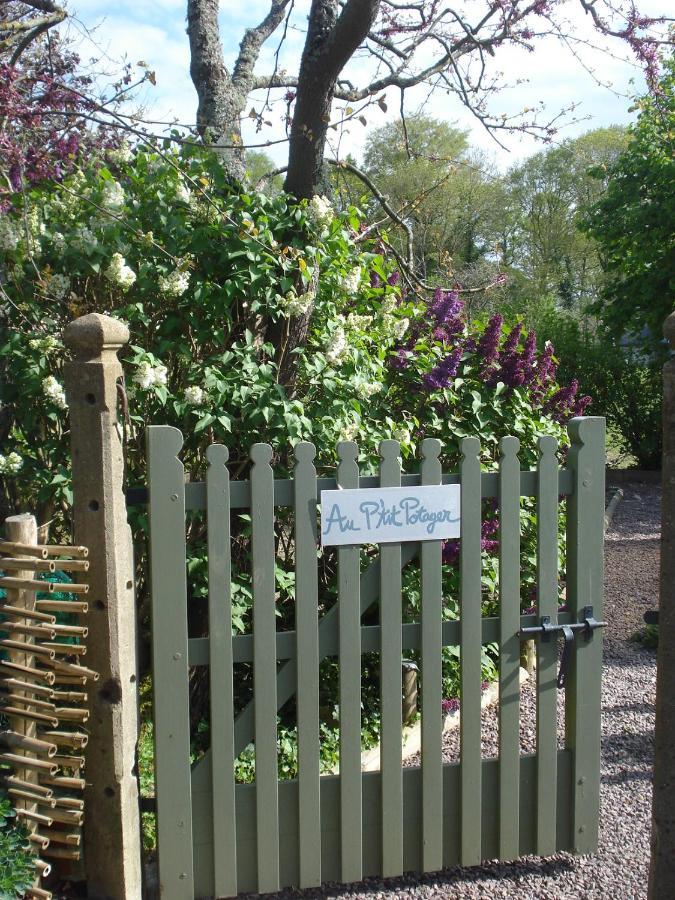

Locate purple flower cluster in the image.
[422,346,462,390]
[441,697,460,715]
[477,313,503,374]
[543,379,592,423]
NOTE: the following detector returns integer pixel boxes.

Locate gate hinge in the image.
[520,605,606,688]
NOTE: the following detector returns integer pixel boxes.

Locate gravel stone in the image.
[250,483,661,900]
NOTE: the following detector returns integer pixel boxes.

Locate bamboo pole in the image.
[0,541,48,559]
[34,859,51,876]
[41,643,87,657]
[0,559,56,573]
[53,796,84,811]
[41,731,88,750]
[0,662,55,684]
[2,694,56,713]
[0,640,55,660]
[41,846,81,860]
[16,809,53,827]
[0,753,57,774]
[3,776,53,798]
[54,708,89,723]
[46,807,83,826]
[0,604,56,623]
[40,545,88,559]
[36,600,88,614]
[50,675,87,686]
[26,884,52,899]
[41,775,85,790]
[29,833,50,850]
[46,559,89,572]
[39,830,81,846]
[51,624,88,638]
[51,690,87,703]
[0,708,58,728]
[0,732,57,756]
[1,679,54,698]
[44,757,85,772]
[1,622,56,639]
[43,659,98,680]
[0,577,54,593]
[8,789,56,809]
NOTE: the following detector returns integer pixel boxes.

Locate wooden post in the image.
[62,313,142,899]
[3,515,39,825]
[649,312,675,898]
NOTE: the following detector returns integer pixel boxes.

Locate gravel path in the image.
[271,483,660,900]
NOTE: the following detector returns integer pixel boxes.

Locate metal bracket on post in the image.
[520,606,606,689]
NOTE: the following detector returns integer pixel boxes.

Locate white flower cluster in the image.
[326,325,348,365]
[281,290,313,317]
[345,312,373,330]
[47,273,70,300]
[0,452,23,475]
[392,317,409,340]
[29,336,60,354]
[101,180,125,211]
[134,361,167,390]
[355,379,382,400]
[0,218,19,253]
[341,266,362,294]
[51,232,66,252]
[72,226,98,254]
[107,143,133,165]
[105,253,137,291]
[183,385,206,405]
[308,195,334,229]
[158,269,190,298]
[393,424,412,444]
[176,182,191,204]
[339,420,359,443]
[42,375,68,409]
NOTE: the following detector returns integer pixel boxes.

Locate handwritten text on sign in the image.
[320,484,461,546]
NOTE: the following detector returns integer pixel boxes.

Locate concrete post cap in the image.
[63,313,130,358]
[664,311,675,349]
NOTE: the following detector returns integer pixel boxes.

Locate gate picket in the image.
[379,440,403,877]
[498,436,521,860]
[535,435,559,855]
[147,426,194,898]
[294,443,321,888]
[565,418,605,852]
[206,444,237,897]
[459,437,482,866]
[420,439,443,872]
[337,442,363,883]
[250,443,280,893]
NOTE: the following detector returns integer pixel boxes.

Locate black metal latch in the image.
[520,606,606,688]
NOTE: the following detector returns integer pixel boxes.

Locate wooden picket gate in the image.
[147,417,605,900]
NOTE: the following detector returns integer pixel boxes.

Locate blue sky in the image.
[68,1,661,171]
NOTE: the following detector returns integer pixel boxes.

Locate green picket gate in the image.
[146,417,605,899]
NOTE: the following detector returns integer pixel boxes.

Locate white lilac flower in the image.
[183,385,205,405]
[0,218,19,253]
[355,379,382,400]
[42,375,68,409]
[133,361,168,391]
[47,273,70,300]
[29,336,60,354]
[346,312,373,331]
[107,143,133,165]
[51,232,66,252]
[339,420,359,443]
[176,182,191,204]
[101,180,125,211]
[72,227,98,254]
[282,290,313,317]
[0,452,23,475]
[393,317,409,340]
[393,425,411,444]
[105,253,137,291]
[158,269,190,298]
[326,326,348,365]
[308,194,334,229]
[341,265,362,294]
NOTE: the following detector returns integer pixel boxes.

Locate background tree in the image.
[583,54,675,351]
[184,0,672,201]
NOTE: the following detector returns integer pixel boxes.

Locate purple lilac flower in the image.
[387,271,400,286]
[522,605,537,615]
[477,314,503,374]
[391,349,410,370]
[502,322,523,356]
[422,345,462,391]
[442,539,460,565]
[428,289,463,325]
[370,270,381,288]
[442,697,460,715]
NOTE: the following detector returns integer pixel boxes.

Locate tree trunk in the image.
[187,0,246,179]
[284,0,380,199]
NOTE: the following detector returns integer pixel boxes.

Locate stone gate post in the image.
[63,313,142,899]
[649,311,675,898]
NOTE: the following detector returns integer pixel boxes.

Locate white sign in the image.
[320,485,461,547]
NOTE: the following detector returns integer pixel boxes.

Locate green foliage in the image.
[0,793,37,899]
[536,309,662,468]
[582,55,675,349]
